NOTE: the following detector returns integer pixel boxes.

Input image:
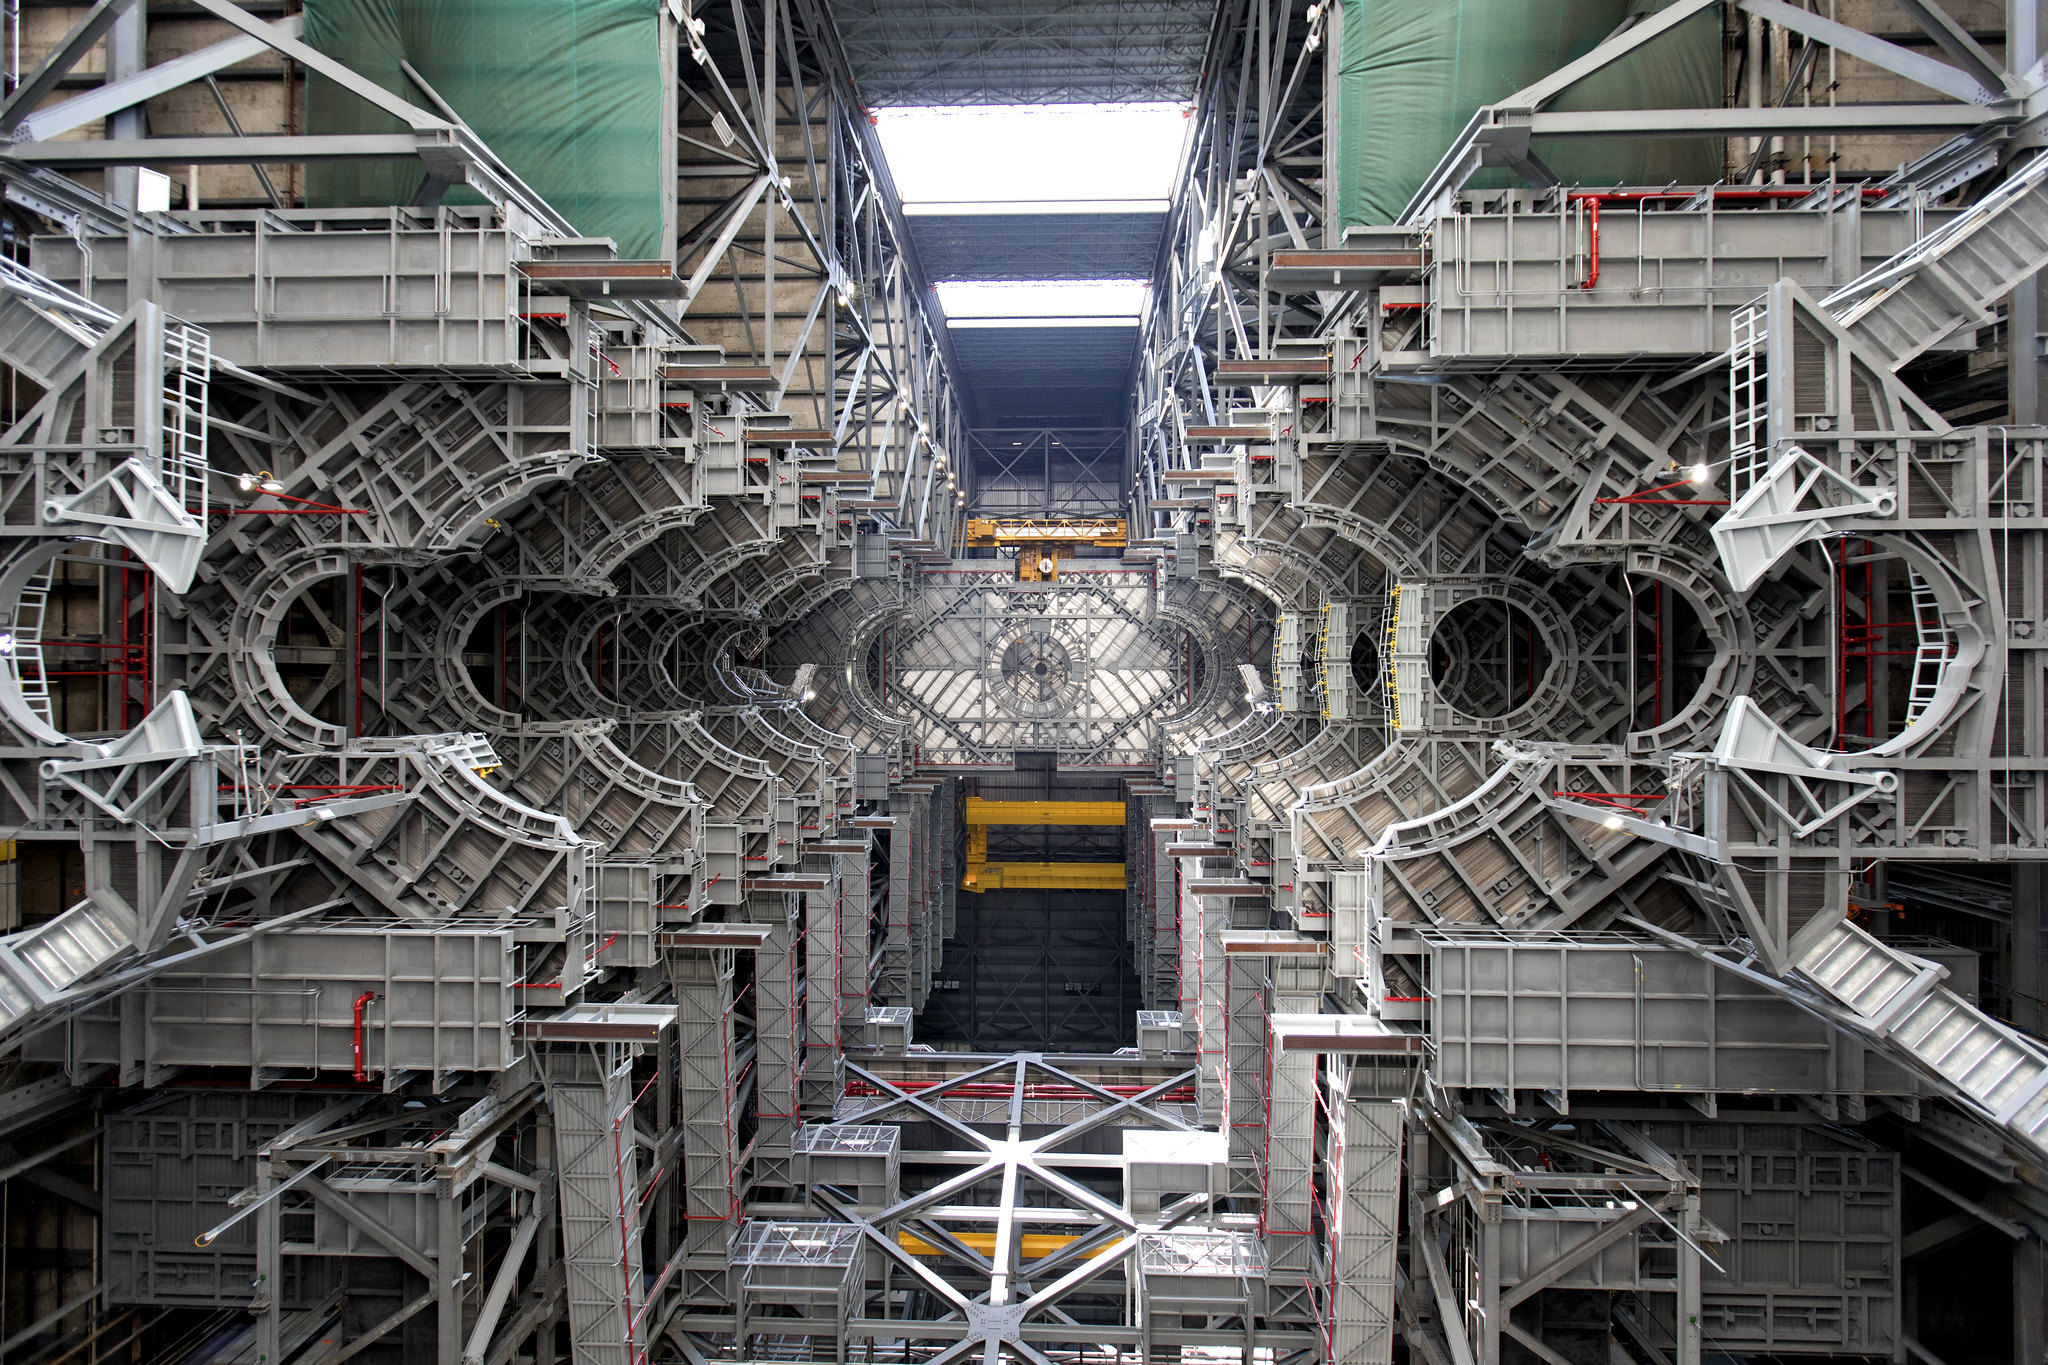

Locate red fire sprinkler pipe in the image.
[1575,194,1601,290]
[352,991,378,1083]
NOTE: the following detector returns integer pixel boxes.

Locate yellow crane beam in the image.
[962,798,1127,826]
[965,862,1127,892]
[897,1230,1113,1261]
[961,517,1126,548]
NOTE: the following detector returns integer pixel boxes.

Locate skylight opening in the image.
[871,103,1189,210]
[937,279,1149,328]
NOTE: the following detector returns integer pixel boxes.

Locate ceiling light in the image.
[1602,814,1625,830]
[260,478,286,495]
[871,103,1188,207]
[1689,463,1711,484]
[937,279,1148,325]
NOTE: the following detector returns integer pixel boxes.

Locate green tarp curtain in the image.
[1334,0,1724,228]
[304,0,670,261]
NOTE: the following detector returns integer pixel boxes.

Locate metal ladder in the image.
[1382,584,1401,731]
[1796,921,2048,1157]
[1726,299,1769,499]
[11,567,56,734]
[158,319,212,523]
[1903,564,1953,731]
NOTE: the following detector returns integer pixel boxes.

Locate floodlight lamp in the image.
[1689,464,1711,485]
[1602,814,1625,830]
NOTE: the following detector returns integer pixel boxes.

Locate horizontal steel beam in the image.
[11,134,425,165]
[1524,103,1999,137]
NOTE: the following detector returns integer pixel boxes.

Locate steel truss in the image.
[0,3,2045,1365]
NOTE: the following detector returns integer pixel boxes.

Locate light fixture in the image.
[801,688,816,702]
[260,477,286,495]
[235,472,257,493]
[0,632,14,657]
[1688,463,1710,485]
[1602,814,1625,830]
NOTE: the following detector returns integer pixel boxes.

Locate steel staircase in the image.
[1795,919,2048,1158]
[1824,149,2048,368]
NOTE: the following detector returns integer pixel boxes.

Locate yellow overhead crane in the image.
[961,797,1127,892]
[960,517,1126,582]
[898,1229,1113,1260]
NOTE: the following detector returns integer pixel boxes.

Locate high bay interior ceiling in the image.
[0,2,2044,1365]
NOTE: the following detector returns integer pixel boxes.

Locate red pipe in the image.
[353,564,364,738]
[1576,195,1600,289]
[351,991,378,1083]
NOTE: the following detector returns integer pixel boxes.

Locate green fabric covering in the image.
[1333,0,1724,228]
[304,0,670,260]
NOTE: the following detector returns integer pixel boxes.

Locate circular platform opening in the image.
[1429,598,1549,718]
[1349,628,1381,699]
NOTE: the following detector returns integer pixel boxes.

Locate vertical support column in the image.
[2010,0,2046,429]
[1325,1058,1402,1365]
[1195,885,1229,1120]
[802,850,853,1116]
[1262,1034,1315,1326]
[887,811,912,1005]
[910,789,934,1008]
[539,1041,646,1365]
[532,1100,563,1365]
[839,844,873,1049]
[2015,865,2046,1038]
[1225,953,1267,1187]
[2015,1229,2046,1365]
[435,1177,462,1365]
[254,1152,282,1365]
[105,2,145,212]
[869,812,909,1006]
[1674,1192,1705,1365]
[1477,1209,1502,1365]
[752,889,800,1186]
[935,777,958,942]
[1150,819,1182,1010]
[668,948,737,1303]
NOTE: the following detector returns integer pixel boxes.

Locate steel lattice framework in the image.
[0,2,2043,1365]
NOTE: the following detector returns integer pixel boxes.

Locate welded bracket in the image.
[1711,445,1895,593]
[1706,696,1897,839]
[41,690,208,827]
[41,456,206,592]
